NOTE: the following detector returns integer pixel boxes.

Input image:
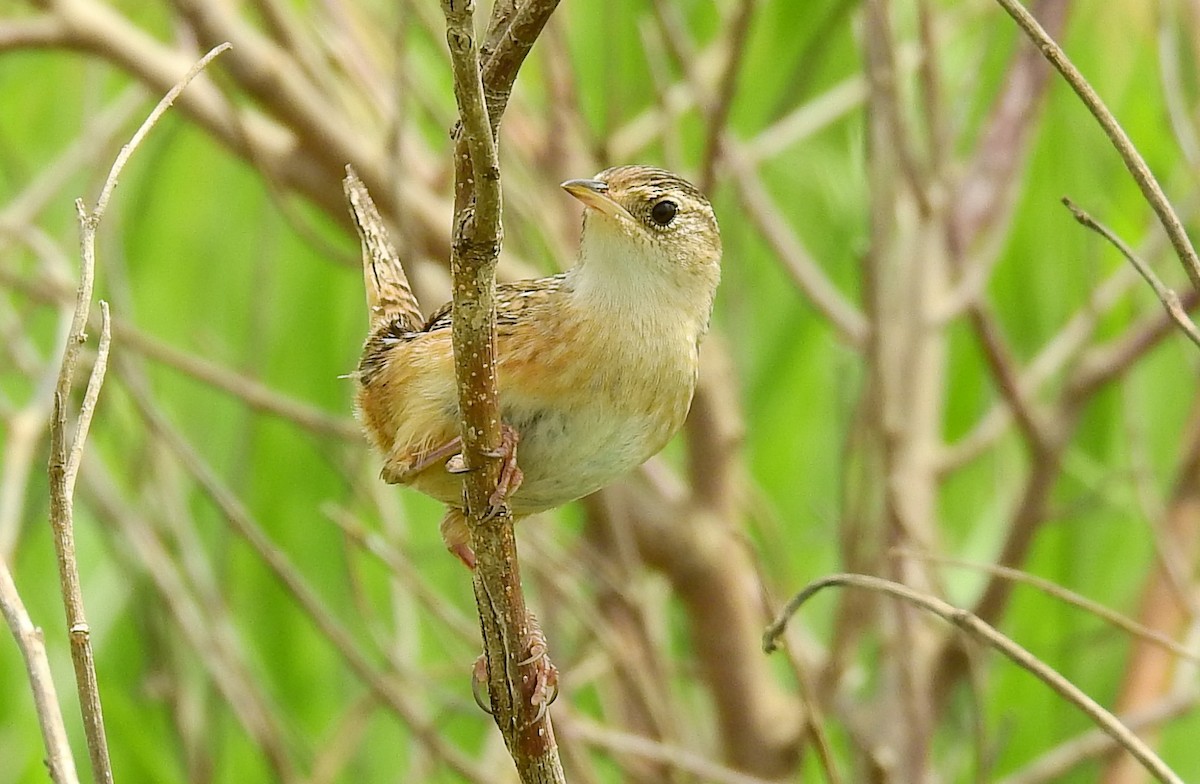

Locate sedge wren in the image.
[354,165,722,566]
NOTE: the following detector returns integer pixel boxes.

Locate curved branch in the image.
[766,574,1185,784]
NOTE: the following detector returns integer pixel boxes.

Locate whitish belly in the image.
[503,397,685,514]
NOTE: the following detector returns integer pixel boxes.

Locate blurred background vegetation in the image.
[3,0,1200,782]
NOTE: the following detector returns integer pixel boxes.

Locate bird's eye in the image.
[650,200,678,227]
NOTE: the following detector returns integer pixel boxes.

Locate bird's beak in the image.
[561,179,634,222]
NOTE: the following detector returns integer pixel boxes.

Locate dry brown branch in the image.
[583,7,809,769]
[559,711,778,784]
[442,0,563,778]
[79,458,301,781]
[993,0,1200,292]
[915,0,947,177]
[936,276,1199,669]
[620,490,803,775]
[0,13,67,50]
[939,186,1200,474]
[937,241,1179,473]
[938,0,1070,323]
[0,310,68,560]
[172,0,366,179]
[43,42,231,784]
[322,502,478,643]
[1158,2,1200,173]
[0,561,80,784]
[765,574,1186,784]
[853,3,951,774]
[0,87,144,234]
[1069,288,1200,401]
[724,145,868,346]
[947,0,1069,261]
[479,0,561,133]
[17,0,447,257]
[1102,417,1200,784]
[931,435,1071,707]
[679,341,804,774]
[967,303,1055,451]
[0,265,360,441]
[697,0,758,193]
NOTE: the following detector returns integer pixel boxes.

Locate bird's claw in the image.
[480,424,524,519]
[444,424,523,519]
[445,453,470,474]
[521,614,558,723]
[468,613,559,725]
[471,654,492,714]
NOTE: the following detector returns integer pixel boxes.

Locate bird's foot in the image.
[444,423,523,520]
[519,613,559,723]
[469,612,559,724]
[439,508,476,569]
[484,424,523,520]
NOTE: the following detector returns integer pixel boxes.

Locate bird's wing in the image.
[357,274,568,385]
[421,274,568,334]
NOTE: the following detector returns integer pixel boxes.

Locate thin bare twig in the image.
[998,687,1200,784]
[1062,197,1200,348]
[993,0,1200,292]
[0,561,80,784]
[64,302,110,499]
[0,265,359,441]
[79,457,301,781]
[560,711,778,784]
[724,145,868,346]
[44,43,231,784]
[116,364,487,781]
[765,574,1185,784]
[895,549,1200,663]
[698,0,758,193]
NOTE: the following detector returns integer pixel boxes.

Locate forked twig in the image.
[992,0,1200,294]
[46,41,232,784]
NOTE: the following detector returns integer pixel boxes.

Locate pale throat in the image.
[566,219,714,338]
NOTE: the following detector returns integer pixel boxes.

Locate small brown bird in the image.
[353,165,722,566]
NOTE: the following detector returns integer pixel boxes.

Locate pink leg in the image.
[413,424,525,568]
[439,508,476,569]
[380,436,464,485]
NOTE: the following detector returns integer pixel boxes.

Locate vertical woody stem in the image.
[439,0,565,780]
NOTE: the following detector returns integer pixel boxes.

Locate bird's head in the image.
[562,165,721,322]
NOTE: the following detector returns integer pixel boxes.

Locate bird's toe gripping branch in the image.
[440,423,524,568]
[470,610,559,724]
[446,422,523,520]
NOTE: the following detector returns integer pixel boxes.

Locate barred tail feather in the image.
[343,165,424,332]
